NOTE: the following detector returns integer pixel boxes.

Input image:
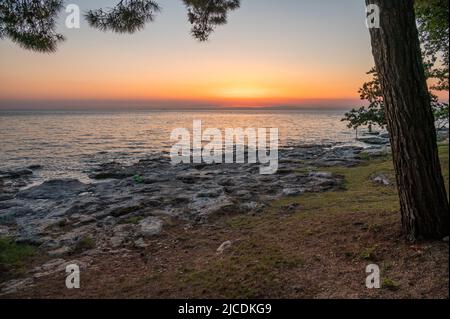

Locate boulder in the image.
[139,217,163,237]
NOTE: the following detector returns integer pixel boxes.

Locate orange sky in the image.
[3,0,445,109]
[0,51,365,105]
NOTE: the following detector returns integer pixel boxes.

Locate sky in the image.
[0,0,377,110]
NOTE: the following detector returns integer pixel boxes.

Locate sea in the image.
[0,109,364,185]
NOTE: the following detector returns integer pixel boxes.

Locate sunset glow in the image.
[0,0,377,109]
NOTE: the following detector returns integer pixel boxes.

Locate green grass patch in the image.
[0,237,36,274]
[360,247,378,261]
[273,158,400,216]
[358,152,372,161]
[382,277,400,291]
[274,144,448,218]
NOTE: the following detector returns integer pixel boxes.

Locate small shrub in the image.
[74,236,95,252]
[0,237,36,273]
[360,247,376,261]
[133,175,144,184]
[383,278,399,291]
[124,216,144,225]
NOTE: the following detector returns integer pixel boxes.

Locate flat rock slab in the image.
[17,179,87,200]
[0,143,382,254]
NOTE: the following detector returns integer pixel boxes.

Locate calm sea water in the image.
[0,110,360,184]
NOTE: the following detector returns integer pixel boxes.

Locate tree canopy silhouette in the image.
[0,0,241,52]
[85,0,161,34]
[0,0,64,52]
[183,0,240,41]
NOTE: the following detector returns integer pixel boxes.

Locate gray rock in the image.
[0,225,10,237]
[357,137,390,145]
[33,258,66,273]
[110,236,125,248]
[139,217,162,237]
[72,215,97,227]
[0,143,366,256]
[362,131,380,136]
[134,238,149,249]
[360,147,390,158]
[239,202,259,212]
[48,246,71,257]
[17,179,87,200]
[197,188,223,198]
[0,194,14,202]
[283,188,304,197]
[309,172,333,179]
[4,169,33,179]
[90,172,134,180]
[235,190,253,200]
[27,165,43,170]
[371,173,391,186]
[1,278,34,295]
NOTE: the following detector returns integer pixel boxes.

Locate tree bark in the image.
[366,0,449,241]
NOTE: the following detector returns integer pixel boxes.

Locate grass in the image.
[174,144,449,298]
[0,237,36,277]
[273,158,399,215]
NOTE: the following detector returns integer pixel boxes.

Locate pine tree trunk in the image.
[366,0,449,241]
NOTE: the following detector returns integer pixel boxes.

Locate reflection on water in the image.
[0,110,358,183]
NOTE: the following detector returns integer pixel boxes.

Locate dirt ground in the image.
[6,205,449,299]
[3,146,449,299]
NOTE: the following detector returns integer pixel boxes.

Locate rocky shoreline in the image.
[0,142,392,253]
[0,137,401,294]
[0,140,389,294]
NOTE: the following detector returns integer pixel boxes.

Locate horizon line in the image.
[0,105,353,112]
[0,98,362,111]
